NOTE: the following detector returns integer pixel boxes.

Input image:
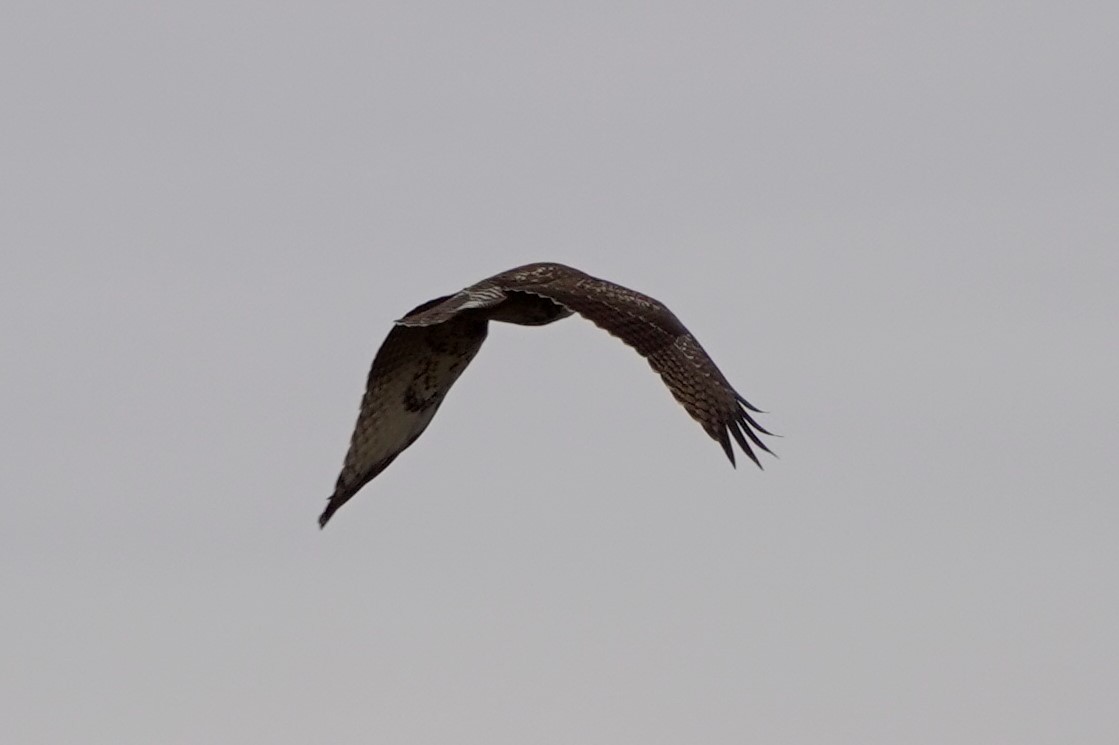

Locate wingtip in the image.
[728,420,764,470]
[735,393,767,414]
[318,499,337,529]
[718,430,736,468]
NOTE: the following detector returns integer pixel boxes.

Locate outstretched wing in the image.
[319,297,488,527]
[488,263,774,467]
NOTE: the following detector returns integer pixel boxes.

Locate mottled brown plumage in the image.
[320,262,772,527]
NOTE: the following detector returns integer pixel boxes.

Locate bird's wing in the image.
[394,283,509,327]
[490,263,774,467]
[319,297,488,527]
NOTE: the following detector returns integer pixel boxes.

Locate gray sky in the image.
[3,2,1117,742]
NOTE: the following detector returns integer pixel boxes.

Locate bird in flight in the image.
[319,262,773,527]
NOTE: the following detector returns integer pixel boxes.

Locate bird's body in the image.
[319,262,772,527]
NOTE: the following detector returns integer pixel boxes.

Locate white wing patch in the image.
[458,286,507,309]
[396,287,507,327]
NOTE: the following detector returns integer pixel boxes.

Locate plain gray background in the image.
[3,2,1116,742]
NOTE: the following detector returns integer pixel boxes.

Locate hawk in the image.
[319,262,773,527]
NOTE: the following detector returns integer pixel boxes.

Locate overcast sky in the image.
[3,2,1117,743]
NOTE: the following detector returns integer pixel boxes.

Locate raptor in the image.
[319,262,773,527]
